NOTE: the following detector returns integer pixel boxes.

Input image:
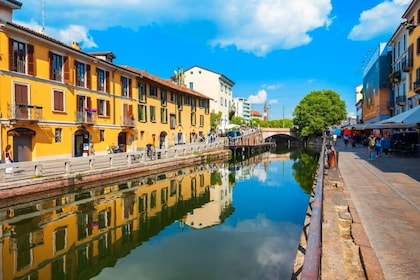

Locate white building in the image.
[232,97,251,122]
[183,66,235,130]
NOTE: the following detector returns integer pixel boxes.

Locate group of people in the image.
[367,134,392,160]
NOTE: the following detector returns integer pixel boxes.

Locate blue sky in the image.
[14,0,411,119]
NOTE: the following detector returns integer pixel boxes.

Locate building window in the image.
[55,128,62,143]
[178,111,182,125]
[200,115,204,127]
[150,106,156,122]
[53,89,65,112]
[161,108,168,123]
[170,114,176,129]
[150,86,157,97]
[220,97,223,106]
[97,99,109,117]
[75,61,86,87]
[50,52,65,82]
[170,92,176,103]
[97,68,109,92]
[151,191,157,209]
[54,227,67,253]
[10,40,25,73]
[138,82,146,102]
[121,76,131,97]
[177,94,183,110]
[161,89,167,106]
[191,112,196,126]
[100,130,105,142]
[189,82,193,89]
[138,104,147,122]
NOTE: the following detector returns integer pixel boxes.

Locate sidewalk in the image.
[325,139,420,279]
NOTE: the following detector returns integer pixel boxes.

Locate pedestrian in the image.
[375,136,382,157]
[4,144,13,173]
[89,144,95,156]
[381,135,391,157]
[368,134,376,160]
[343,134,349,147]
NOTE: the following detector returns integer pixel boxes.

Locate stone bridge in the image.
[260,127,299,140]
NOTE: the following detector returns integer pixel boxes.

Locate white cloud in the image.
[348,1,410,41]
[264,83,284,90]
[248,89,267,104]
[269,99,278,105]
[16,0,333,56]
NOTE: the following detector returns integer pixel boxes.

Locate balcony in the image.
[75,110,96,125]
[121,116,135,128]
[7,103,43,123]
[414,80,420,93]
[402,57,413,72]
[389,71,401,83]
[395,95,406,106]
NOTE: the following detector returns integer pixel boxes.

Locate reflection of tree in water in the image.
[292,149,319,194]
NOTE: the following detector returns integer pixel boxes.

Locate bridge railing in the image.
[224,130,265,146]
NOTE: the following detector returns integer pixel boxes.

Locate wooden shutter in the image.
[27,44,34,75]
[86,65,91,89]
[87,96,92,109]
[129,78,132,98]
[106,100,110,117]
[49,51,53,80]
[106,71,110,93]
[8,38,14,71]
[63,56,70,83]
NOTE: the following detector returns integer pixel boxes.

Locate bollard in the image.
[329,150,336,168]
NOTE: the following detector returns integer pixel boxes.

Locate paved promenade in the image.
[324,139,420,279]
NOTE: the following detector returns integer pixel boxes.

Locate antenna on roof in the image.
[41,0,45,33]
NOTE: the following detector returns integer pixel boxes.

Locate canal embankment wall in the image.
[0,146,230,204]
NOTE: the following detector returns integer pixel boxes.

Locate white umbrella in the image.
[224,123,240,130]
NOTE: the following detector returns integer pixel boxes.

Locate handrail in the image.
[301,134,326,280]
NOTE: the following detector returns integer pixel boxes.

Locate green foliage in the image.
[292,151,319,194]
[210,112,222,131]
[293,89,346,137]
[231,116,246,125]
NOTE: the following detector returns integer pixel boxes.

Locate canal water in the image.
[0,148,319,280]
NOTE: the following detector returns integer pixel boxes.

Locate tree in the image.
[293,89,346,137]
[210,112,222,131]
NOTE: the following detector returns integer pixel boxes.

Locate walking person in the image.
[381,135,391,157]
[368,134,376,161]
[375,136,382,157]
[343,134,349,147]
[4,144,13,173]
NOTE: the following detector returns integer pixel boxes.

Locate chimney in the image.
[0,0,22,22]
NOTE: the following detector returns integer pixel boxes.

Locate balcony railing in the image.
[7,103,43,122]
[389,71,401,83]
[75,110,96,125]
[395,95,406,106]
[121,116,135,127]
[402,57,413,72]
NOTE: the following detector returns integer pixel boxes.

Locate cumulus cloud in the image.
[16,0,333,56]
[248,89,267,104]
[348,0,410,41]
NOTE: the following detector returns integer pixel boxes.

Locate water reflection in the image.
[0,149,318,280]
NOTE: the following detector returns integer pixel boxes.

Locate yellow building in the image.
[0,164,216,279]
[402,0,420,108]
[0,1,210,161]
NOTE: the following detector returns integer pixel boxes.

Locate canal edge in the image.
[292,165,383,279]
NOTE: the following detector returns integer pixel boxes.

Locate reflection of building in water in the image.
[185,166,234,229]
[233,152,291,181]
[0,164,216,280]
